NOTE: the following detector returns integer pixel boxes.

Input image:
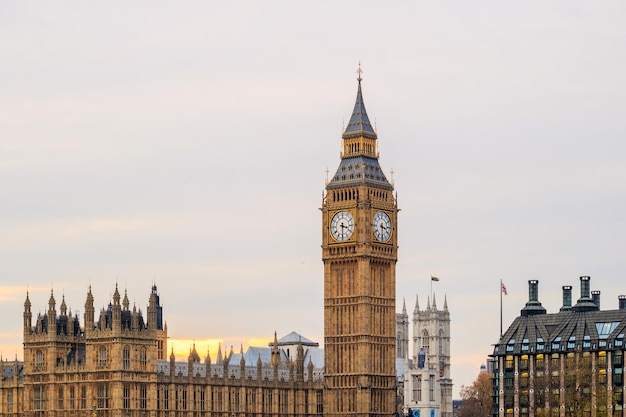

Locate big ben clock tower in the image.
[322,67,398,417]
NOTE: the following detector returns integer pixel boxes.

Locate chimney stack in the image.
[573,276,598,312]
[521,280,546,317]
[619,295,626,310]
[591,290,601,310]
[560,286,572,312]
[580,276,591,299]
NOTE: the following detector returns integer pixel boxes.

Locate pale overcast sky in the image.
[1,1,626,398]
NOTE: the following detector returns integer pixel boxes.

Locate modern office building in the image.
[491,277,626,417]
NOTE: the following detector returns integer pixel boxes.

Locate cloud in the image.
[0,285,48,302]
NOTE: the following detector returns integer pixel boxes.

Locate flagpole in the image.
[500,279,503,338]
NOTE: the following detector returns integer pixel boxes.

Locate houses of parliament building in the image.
[0,71,422,417]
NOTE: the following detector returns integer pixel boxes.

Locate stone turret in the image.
[47,290,56,335]
[169,347,175,377]
[147,284,163,330]
[222,347,230,377]
[307,358,314,383]
[123,289,130,310]
[270,331,280,368]
[132,304,139,330]
[216,343,223,366]
[296,340,305,382]
[60,295,67,316]
[188,342,200,378]
[84,286,95,333]
[24,292,32,335]
[239,345,246,377]
[112,284,121,333]
[205,350,212,380]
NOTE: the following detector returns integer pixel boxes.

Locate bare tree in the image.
[561,353,594,417]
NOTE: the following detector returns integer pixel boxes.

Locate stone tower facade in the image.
[322,71,399,417]
[21,284,167,417]
[403,294,452,417]
[397,299,410,360]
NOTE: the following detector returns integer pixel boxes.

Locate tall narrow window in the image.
[429,374,435,401]
[157,340,164,360]
[69,386,75,409]
[35,350,44,370]
[123,346,131,370]
[99,347,107,367]
[265,391,272,414]
[140,385,147,409]
[7,392,13,412]
[140,347,147,370]
[423,330,430,355]
[439,329,444,355]
[412,375,422,401]
[34,386,45,410]
[316,391,324,414]
[123,385,130,410]
[58,386,64,409]
[97,384,109,409]
[250,390,257,413]
[81,386,87,409]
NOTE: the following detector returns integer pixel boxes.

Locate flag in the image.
[501,282,508,295]
[431,276,439,282]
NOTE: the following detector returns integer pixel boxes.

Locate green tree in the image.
[459,372,493,417]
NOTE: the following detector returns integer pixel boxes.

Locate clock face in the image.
[373,211,392,242]
[330,211,355,241]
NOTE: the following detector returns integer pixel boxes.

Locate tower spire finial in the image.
[356,61,363,82]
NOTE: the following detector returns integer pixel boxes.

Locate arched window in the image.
[423,330,430,354]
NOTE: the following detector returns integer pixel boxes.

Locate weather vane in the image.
[356,61,363,81]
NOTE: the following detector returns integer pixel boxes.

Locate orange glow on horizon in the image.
[168,337,273,361]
